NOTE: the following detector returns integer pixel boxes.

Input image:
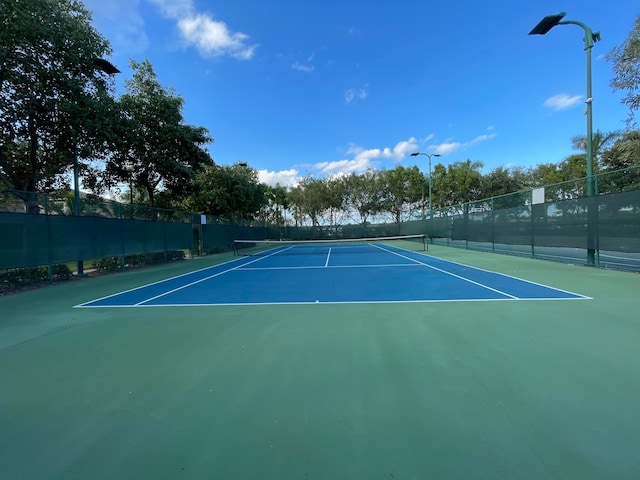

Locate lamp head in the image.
[528,12,566,35]
[93,58,120,74]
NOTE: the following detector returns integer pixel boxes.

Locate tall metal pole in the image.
[73,58,120,275]
[74,139,84,275]
[411,152,440,219]
[559,18,599,264]
[428,155,433,218]
[529,13,600,265]
[129,173,134,217]
[558,19,597,197]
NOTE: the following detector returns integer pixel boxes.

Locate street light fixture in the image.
[411,152,441,219]
[529,12,600,265]
[73,57,120,275]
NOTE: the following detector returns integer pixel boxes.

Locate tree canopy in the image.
[101,59,213,208]
[608,13,640,127]
[0,0,113,211]
[1,1,639,225]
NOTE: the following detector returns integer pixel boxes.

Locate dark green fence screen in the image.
[2,166,640,274]
[0,212,194,270]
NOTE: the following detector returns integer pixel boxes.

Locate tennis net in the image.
[233,234,427,256]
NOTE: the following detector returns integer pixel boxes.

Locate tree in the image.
[607,14,640,127]
[103,59,213,208]
[262,184,290,226]
[443,160,484,207]
[570,129,622,173]
[378,166,425,223]
[287,185,306,226]
[478,166,531,209]
[188,164,266,219]
[0,0,114,212]
[322,176,347,228]
[273,185,290,225]
[430,163,449,211]
[294,176,327,227]
[479,166,528,198]
[342,170,384,224]
[598,130,640,193]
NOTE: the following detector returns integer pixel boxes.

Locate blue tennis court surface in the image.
[77,243,589,307]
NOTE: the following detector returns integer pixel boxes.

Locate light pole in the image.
[73,58,120,275]
[529,12,600,265]
[124,161,135,219]
[411,152,441,219]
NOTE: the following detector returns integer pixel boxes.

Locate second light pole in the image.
[411,152,441,219]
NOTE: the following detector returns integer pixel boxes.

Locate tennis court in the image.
[78,237,588,307]
[1,242,639,480]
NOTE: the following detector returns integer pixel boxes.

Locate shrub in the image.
[94,257,122,272]
[52,264,72,280]
[0,264,72,293]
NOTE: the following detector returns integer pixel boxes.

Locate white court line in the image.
[80,296,590,308]
[79,243,590,308]
[402,247,591,299]
[133,246,294,306]
[373,244,519,299]
[239,263,422,271]
[325,248,332,267]
[74,254,264,307]
[598,253,640,262]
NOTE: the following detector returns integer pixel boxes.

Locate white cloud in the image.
[146,0,257,59]
[391,138,419,160]
[258,169,301,188]
[468,133,497,145]
[315,157,373,176]
[292,62,314,72]
[146,0,192,18]
[544,93,582,111]
[177,14,257,59]
[313,138,419,176]
[432,142,463,155]
[344,87,368,104]
[430,132,496,155]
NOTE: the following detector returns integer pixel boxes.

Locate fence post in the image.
[45,194,53,284]
[491,197,495,254]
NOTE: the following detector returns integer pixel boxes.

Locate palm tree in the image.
[571,129,622,173]
[449,159,484,205]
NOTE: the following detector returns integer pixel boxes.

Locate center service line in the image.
[325,247,332,267]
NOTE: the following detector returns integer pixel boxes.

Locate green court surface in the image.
[1,245,638,480]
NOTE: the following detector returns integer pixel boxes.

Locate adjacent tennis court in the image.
[1,242,638,480]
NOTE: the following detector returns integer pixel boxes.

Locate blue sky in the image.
[81,0,637,187]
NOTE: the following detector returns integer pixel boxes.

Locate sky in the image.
[80,0,638,188]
